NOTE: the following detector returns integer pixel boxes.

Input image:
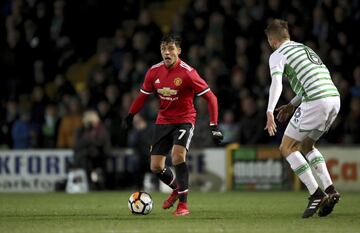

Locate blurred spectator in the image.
[218,110,239,144]
[30,85,48,126]
[56,97,82,148]
[92,38,115,79]
[219,67,247,110]
[51,74,77,102]
[50,0,69,41]
[350,65,360,97]
[78,87,91,109]
[131,59,148,88]
[111,29,129,72]
[54,36,78,73]
[40,104,60,148]
[73,110,111,190]
[344,97,360,143]
[87,67,108,104]
[11,111,36,149]
[332,72,351,115]
[0,100,19,148]
[252,63,270,101]
[104,84,120,110]
[238,95,267,144]
[127,114,153,190]
[133,9,163,50]
[131,31,155,63]
[33,60,46,85]
[116,53,134,93]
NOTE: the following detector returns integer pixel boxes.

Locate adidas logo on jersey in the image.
[155,79,160,84]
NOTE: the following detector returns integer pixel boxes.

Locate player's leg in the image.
[171,123,194,216]
[150,155,176,189]
[280,135,320,196]
[304,96,341,217]
[149,124,178,209]
[171,144,190,216]
[150,154,180,210]
[301,136,335,193]
[301,97,341,217]
[301,136,340,217]
[282,101,332,217]
[281,131,326,218]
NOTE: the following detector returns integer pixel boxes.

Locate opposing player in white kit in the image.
[264,19,341,218]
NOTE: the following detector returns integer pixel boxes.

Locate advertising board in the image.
[0,150,72,192]
[226,144,293,191]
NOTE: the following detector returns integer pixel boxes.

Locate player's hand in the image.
[276,104,295,123]
[210,125,223,145]
[123,114,134,130]
[264,111,277,136]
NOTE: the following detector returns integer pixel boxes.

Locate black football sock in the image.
[325,185,336,194]
[155,166,177,190]
[174,162,189,203]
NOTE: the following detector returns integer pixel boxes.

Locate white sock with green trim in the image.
[286,151,318,195]
[305,149,332,190]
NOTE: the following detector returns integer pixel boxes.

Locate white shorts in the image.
[284,96,340,141]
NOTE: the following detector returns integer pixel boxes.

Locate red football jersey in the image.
[141,59,210,125]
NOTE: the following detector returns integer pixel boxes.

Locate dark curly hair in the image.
[160,34,182,48]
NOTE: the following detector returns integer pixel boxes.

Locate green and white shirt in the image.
[267,40,339,112]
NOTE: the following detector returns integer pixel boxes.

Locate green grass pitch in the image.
[0,192,359,233]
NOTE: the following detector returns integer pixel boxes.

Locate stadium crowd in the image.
[1,0,360,150]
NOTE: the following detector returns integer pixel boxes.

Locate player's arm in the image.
[201,90,218,126]
[200,90,223,144]
[265,52,285,136]
[191,69,223,144]
[128,91,150,115]
[125,91,151,129]
[125,70,154,128]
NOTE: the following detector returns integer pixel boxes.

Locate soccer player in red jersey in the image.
[124,34,223,216]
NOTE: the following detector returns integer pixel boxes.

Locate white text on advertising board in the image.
[233,159,282,183]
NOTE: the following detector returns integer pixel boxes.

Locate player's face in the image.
[160,42,181,68]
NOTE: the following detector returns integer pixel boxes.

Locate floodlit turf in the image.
[0,192,359,233]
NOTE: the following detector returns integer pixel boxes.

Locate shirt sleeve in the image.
[267,52,286,112]
[189,69,210,96]
[140,69,154,94]
[202,91,218,125]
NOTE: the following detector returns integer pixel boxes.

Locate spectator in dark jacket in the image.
[73,110,111,190]
[12,111,36,149]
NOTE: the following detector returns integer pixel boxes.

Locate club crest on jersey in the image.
[174,77,182,86]
[157,87,178,96]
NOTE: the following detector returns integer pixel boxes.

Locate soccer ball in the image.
[128,191,153,215]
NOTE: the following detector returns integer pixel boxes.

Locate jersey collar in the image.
[278,40,292,50]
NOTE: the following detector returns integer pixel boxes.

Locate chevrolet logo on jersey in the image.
[157,87,178,96]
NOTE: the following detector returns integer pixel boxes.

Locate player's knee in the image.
[279,143,297,157]
[150,164,163,174]
[279,143,288,157]
[172,154,185,166]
